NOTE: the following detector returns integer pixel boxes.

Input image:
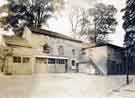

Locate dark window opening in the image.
[13,56,21,63]
[43,44,50,53]
[72,60,75,66]
[48,58,55,64]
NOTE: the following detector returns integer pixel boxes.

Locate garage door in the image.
[35,57,48,73]
[48,58,66,73]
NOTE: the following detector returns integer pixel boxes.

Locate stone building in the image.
[0,27,127,75]
[0,35,33,75]
[29,28,83,73]
[125,44,135,75]
[79,43,125,75]
[0,27,83,75]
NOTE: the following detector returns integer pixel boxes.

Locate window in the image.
[72,49,75,56]
[56,59,65,64]
[48,58,55,64]
[23,57,30,63]
[61,59,65,64]
[72,60,75,66]
[13,56,21,63]
[48,58,66,64]
[36,58,47,64]
[43,44,50,53]
[58,46,64,56]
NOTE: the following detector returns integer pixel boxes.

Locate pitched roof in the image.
[31,28,82,43]
[3,35,32,48]
[95,43,123,49]
[83,43,124,50]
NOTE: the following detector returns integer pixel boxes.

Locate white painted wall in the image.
[23,28,83,72]
[82,46,108,75]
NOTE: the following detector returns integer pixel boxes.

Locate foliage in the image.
[122,0,135,47]
[121,0,135,84]
[8,0,54,28]
[69,3,117,44]
[1,0,55,36]
[90,3,117,43]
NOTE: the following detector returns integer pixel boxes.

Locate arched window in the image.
[58,45,64,56]
[43,44,50,53]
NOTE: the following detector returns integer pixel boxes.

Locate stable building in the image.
[29,28,83,73]
[0,27,83,75]
[79,43,125,75]
[0,35,34,75]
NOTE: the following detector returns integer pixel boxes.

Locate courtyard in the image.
[0,73,135,98]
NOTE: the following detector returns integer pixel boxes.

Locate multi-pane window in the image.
[13,56,30,63]
[48,58,55,64]
[23,57,30,63]
[13,56,21,63]
[36,58,47,64]
[48,58,66,64]
[56,59,65,64]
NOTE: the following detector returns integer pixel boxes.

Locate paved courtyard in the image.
[0,73,135,98]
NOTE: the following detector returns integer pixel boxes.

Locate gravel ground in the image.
[0,73,135,98]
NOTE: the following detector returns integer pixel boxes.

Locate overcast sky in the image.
[48,0,126,46]
[0,0,126,46]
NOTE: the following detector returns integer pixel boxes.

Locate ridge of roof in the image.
[30,28,83,43]
[83,43,124,50]
[96,43,123,48]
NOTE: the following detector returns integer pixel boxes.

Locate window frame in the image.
[36,57,47,64]
[13,56,21,63]
[48,58,55,64]
[23,57,30,63]
[58,45,64,56]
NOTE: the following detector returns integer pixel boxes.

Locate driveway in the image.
[0,73,134,98]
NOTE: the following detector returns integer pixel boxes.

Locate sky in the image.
[48,0,126,46]
[0,0,7,6]
[0,0,126,46]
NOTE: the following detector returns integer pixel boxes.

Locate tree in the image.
[69,7,93,40]
[0,46,13,74]
[1,0,54,36]
[121,0,135,85]
[90,3,117,44]
[0,4,10,26]
[7,0,54,28]
[69,3,117,44]
[122,0,135,47]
